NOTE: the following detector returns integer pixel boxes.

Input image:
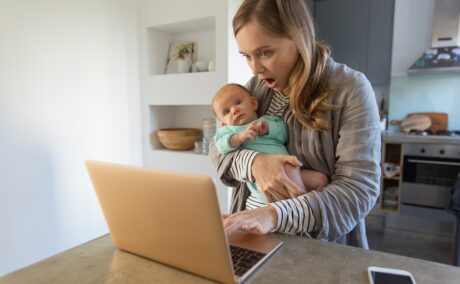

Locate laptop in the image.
[86,160,283,283]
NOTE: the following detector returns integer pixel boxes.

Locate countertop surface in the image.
[2,234,460,284]
[382,131,460,145]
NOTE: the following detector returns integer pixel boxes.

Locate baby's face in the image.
[213,86,258,126]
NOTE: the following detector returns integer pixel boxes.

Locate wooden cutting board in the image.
[408,112,448,132]
[391,114,432,133]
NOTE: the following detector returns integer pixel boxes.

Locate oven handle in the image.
[407,159,460,167]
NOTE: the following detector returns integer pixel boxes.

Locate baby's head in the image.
[212,83,259,126]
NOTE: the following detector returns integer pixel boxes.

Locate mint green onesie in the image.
[214,115,288,204]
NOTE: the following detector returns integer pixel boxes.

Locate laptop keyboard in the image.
[230,245,267,277]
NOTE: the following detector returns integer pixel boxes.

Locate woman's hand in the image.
[223,206,278,236]
[252,154,305,201]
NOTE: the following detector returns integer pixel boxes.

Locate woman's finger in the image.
[268,184,290,200]
[282,155,303,167]
[223,214,236,229]
[242,220,263,235]
[282,176,306,196]
[225,219,243,236]
[269,188,290,200]
[223,206,278,236]
[251,154,305,199]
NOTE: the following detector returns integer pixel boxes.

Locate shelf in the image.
[381,206,399,212]
[145,72,222,105]
[151,149,208,158]
[146,17,215,76]
[138,0,250,214]
[150,70,215,79]
[380,142,403,212]
[382,176,400,181]
[148,105,215,151]
[383,143,402,164]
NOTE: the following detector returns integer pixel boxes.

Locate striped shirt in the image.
[233,89,316,236]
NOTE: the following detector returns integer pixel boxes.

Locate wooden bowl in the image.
[156,128,202,150]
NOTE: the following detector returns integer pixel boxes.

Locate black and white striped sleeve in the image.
[229,149,258,183]
[245,194,266,210]
[270,195,318,234]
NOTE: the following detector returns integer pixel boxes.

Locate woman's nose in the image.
[249,59,264,75]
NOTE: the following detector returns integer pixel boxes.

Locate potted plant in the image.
[174,41,194,73]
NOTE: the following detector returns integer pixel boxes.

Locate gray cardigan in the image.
[209,59,381,248]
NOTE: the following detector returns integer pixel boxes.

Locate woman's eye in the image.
[242,54,251,61]
[258,50,272,57]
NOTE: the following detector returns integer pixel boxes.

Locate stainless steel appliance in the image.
[401,143,460,208]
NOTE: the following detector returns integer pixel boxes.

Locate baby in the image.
[212,83,328,205]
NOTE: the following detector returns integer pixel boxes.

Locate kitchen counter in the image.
[382,131,460,145]
[2,234,460,283]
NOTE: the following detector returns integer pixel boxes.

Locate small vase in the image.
[208,60,215,71]
[177,58,191,73]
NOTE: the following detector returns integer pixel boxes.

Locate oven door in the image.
[402,155,460,208]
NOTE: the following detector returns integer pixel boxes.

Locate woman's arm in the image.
[223,73,381,241]
[271,74,381,239]
[252,154,305,200]
[208,141,259,187]
[211,136,305,199]
[211,118,304,198]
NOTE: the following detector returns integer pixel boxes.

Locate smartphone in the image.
[368,266,416,284]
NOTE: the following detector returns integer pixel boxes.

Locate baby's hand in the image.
[239,120,268,143]
[239,125,258,142]
[254,120,268,135]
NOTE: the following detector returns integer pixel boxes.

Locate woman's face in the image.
[236,21,299,93]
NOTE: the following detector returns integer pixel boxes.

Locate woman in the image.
[209,0,381,248]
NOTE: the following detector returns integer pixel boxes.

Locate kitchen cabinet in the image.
[139,0,252,213]
[305,0,314,11]
[313,0,394,86]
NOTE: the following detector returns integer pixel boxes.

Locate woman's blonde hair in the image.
[233,0,335,131]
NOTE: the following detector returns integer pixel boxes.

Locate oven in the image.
[401,143,460,209]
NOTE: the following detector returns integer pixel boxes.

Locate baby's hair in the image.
[211,83,251,116]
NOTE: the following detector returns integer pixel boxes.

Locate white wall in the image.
[228,0,253,84]
[0,0,141,275]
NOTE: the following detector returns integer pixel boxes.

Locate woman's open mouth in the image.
[264,78,276,89]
